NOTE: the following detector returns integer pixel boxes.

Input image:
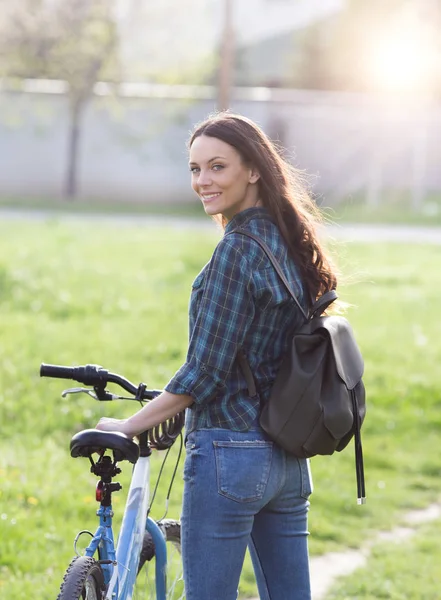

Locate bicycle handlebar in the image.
[40,363,184,450]
[40,363,161,400]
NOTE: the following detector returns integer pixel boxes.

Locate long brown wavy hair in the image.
[189,112,337,303]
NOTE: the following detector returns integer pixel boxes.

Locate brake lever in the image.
[61,387,98,399]
[61,386,137,402]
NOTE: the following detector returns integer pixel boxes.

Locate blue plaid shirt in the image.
[165,207,307,433]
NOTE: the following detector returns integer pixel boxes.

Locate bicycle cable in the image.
[148,431,184,520]
[73,530,94,556]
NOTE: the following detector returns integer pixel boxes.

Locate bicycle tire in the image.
[134,519,184,600]
[57,556,105,600]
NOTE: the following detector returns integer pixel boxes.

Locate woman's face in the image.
[189,135,260,221]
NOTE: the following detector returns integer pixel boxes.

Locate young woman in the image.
[96,112,337,600]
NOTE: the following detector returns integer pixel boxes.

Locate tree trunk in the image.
[64,96,85,200]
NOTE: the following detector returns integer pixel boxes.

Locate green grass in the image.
[326,519,441,599]
[0,218,440,598]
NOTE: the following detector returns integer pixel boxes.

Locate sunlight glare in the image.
[365,28,438,94]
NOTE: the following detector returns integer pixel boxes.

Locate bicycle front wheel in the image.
[57,556,105,600]
[134,519,184,600]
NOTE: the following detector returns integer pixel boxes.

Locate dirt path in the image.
[1,208,441,244]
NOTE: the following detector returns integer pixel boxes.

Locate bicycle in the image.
[40,362,186,600]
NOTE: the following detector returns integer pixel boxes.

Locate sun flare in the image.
[365,25,438,94]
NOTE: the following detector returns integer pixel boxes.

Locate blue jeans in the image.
[181,428,312,600]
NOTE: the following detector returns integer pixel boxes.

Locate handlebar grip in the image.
[40,363,77,379]
[40,363,109,386]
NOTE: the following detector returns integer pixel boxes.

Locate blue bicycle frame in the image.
[39,363,185,600]
[82,454,168,600]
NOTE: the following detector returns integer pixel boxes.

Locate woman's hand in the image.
[95,417,133,437]
[94,392,193,440]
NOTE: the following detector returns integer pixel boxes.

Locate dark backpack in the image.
[230,229,366,504]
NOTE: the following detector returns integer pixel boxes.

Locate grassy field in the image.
[327,519,441,599]
[0,217,440,598]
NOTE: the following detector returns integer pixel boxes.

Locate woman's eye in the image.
[190,166,200,173]
[212,164,224,171]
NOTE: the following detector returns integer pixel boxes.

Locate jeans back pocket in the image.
[214,440,273,503]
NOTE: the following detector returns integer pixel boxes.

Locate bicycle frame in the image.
[39,363,185,600]
[82,453,168,600]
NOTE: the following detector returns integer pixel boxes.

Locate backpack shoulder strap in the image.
[227,228,309,322]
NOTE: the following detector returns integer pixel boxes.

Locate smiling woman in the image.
[189,136,261,221]
[96,111,338,600]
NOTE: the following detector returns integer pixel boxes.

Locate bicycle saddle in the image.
[70,429,139,464]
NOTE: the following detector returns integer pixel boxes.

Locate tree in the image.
[0,0,119,198]
[115,0,217,86]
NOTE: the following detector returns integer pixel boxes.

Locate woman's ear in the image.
[249,167,260,184]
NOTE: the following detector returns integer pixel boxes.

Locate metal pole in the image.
[217,0,234,111]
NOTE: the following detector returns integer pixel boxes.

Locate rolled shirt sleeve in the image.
[165,237,254,405]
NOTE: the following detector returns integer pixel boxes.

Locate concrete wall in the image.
[0,84,439,204]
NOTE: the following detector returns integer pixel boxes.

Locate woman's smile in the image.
[200,192,222,201]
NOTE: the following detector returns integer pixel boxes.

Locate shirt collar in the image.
[224,207,273,233]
